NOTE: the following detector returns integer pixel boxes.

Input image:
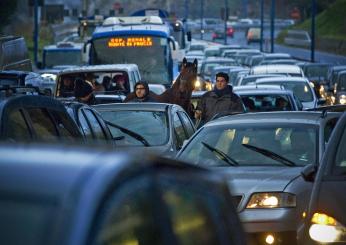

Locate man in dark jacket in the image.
[74,78,96,105]
[195,72,244,124]
[124,81,157,102]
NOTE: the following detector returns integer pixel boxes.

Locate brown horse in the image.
[125,58,198,117]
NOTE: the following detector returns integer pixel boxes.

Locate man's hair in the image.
[216,72,229,82]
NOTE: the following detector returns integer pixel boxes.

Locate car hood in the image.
[302,101,316,109]
[216,166,302,194]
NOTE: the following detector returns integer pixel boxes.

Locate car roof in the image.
[92,102,173,111]
[256,76,309,83]
[204,111,341,127]
[202,57,236,63]
[251,64,302,74]
[234,84,285,91]
[57,64,139,75]
[192,91,207,97]
[0,145,203,205]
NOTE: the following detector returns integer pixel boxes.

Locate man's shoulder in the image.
[202,90,216,98]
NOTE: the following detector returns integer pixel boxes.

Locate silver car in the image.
[256,77,322,109]
[177,111,342,245]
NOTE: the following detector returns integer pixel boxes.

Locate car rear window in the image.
[0,199,56,245]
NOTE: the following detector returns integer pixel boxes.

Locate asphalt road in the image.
[193,29,346,65]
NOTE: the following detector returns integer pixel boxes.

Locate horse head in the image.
[176,58,198,93]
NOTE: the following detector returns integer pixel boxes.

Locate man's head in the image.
[135,81,149,99]
[63,76,73,87]
[215,72,229,90]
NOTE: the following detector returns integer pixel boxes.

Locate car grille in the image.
[232,195,243,208]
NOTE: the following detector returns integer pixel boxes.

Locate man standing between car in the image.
[195,72,244,125]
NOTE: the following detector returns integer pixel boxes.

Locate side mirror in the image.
[301,164,317,182]
[187,31,192,41]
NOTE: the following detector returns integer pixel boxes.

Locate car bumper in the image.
[240,208,297,245]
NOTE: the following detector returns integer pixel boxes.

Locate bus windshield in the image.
[92,36,170,85]
[44,50,83,68]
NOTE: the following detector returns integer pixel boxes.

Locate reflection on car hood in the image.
[302,101,316,109]
[217,166,302,193]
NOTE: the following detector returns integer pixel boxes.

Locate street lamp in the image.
[311,0,316,62]
[224,0,228,45]
[260,0,264,52]
[33,0,39,66]
[200,0,204,40]
[270,0,275,53]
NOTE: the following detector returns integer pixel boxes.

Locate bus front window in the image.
[92,36,170,85]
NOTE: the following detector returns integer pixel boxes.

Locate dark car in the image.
[0,145,246,245]
[93,103,196,157]
[0,70,55,95]
[299,111,346,244]
[177,111,342,245]
[0,93,82,142]
[62,101,113,145]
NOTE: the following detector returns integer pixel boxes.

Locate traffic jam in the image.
[1,3,346,245]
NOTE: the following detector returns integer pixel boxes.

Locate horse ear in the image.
[193,59,198,69]
[182,57,187,67]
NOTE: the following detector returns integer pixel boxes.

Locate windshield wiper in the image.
[242,143,296,167]
[201,142,239,166]
[105,120,150,147]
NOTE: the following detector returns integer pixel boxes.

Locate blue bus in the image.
[88,15,179,87]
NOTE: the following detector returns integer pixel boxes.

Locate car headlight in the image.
[195,79,201,88]
[309,213,346,243]
[246,192,296,209]
[339,95,346,104]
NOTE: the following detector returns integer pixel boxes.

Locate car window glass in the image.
[78,110,93,140]
[49,110,79,142]
[159,175,221,245]
[173,112,188,148]
[0,199,56,245]
[179,124,317,167]
[5,109,31,141]
[91,176,162,245]
[84,109,107,141]
[27,108,59,142]
[324,118,339,144]
[334,127,346,170]
[178,111,195,137]
[99,110,169,146]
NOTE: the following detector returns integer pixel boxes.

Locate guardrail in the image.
[284,30,311,47]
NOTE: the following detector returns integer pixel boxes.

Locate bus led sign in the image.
[108,37,153,47]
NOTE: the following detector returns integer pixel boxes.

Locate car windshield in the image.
[304,66,329,79]
[337,75,346,91]
[99,110,169,146]
[179,124,317,167]
[259,81,314,102]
